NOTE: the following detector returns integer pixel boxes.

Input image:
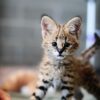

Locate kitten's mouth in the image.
[58,54,64,57]
[57,55,64,59]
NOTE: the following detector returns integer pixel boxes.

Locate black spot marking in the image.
[61,96,66,100]
[67,93,74,98]
[32,93,41,100]
[32,92,36,96]
[35,96,41,100]
[62,80,74,85]
[42,79,49,84]
[61,80,68,84]
[38,86,47,91]
[61,86,74,91]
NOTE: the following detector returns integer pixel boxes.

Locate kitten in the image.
[31,15,82,100]
[20,33,100,98]
[31,15,100,100]
[0,33,99,95]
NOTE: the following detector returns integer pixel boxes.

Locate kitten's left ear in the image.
[64,17,82,39]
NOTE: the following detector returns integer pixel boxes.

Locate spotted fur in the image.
[31,15,100,100]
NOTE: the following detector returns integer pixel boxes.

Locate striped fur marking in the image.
[67,93,74,98]
[61,86,74,91]
[32,93,41,100]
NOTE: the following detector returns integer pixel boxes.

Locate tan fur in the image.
[31,15,100,100]
[0,69,38,92]
[0,32,99,99]
[31,16,81,100]
[0,15,99,100]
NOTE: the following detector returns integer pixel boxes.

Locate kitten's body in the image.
[31,15,100,100]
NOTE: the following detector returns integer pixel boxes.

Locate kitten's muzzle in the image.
[56,42,70,56]
[58,54,64,57]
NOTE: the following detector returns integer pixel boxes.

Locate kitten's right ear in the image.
[64,16,82,39]
[41,15,57,39]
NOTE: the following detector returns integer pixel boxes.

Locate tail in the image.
[80,33,100,61]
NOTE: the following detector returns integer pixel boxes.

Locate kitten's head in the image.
[41,15,82,60]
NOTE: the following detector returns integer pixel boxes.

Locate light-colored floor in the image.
[11,92,96,100]
[11,92,58,100]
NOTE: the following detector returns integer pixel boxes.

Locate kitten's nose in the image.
[56,48,64,57]
[55,45,65,56]
[58,53,63,57]
[59,49,63,55]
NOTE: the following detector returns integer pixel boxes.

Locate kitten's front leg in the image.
[61,79,75,100]
[31,77,50,100]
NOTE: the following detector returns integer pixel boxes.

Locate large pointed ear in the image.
[41,15,57,39]
[64,17,82,39]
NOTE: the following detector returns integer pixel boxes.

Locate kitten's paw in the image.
[21,86,31,95]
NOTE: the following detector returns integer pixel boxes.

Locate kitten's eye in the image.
[52,42,57,47]
[65,42,70,47]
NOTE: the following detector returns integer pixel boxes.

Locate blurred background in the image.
[0,0,100,99]
[0,0,100,67]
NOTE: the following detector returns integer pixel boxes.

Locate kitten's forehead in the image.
[56,24,67,39]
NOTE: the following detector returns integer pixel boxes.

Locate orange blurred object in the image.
[0,69,38,92]
[0,89,11,100]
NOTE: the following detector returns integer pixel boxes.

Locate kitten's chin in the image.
[48,51,70,60]
[54,54,66,60]
[51,52,65,60]
[48,54,65,60]
[56,56,65,60]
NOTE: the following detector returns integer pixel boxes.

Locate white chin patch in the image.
[57,56,64,60]
[53,52,65,59]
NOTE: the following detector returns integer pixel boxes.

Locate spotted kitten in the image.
[31,15,81,100]
[31,15,100,100]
